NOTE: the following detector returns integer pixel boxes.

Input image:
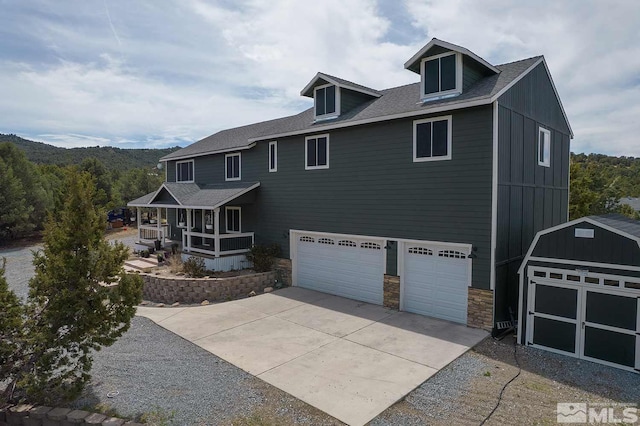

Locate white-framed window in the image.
[314,84,339,119]
[268,141,277,172]
[305,134,330,170]
[420,52,462,101]
[176,160,194,182]
[413,116,452,162]
[538,127,551,167]
[225,206,241,233]
[225,153,241,181]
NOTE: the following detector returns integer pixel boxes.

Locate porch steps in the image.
[124,258,158,273]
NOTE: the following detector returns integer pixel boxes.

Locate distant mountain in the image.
[0,133,182,171]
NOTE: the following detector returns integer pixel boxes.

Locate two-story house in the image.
[128,38,572,331]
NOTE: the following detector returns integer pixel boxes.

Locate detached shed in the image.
[517,214,640,372]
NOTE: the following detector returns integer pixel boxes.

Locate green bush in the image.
[246,243,282,272]
[183,256,206,278]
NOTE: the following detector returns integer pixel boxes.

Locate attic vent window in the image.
[421,52,461,101]
[314,84,339,119]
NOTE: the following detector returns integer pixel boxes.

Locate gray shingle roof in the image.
[128,181,260,209]
[300,72,382,97]
[589,214,640,239]
[161,56,542,162]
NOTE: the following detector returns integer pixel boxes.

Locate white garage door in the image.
[402,243,471,324]
[293,231,385,305]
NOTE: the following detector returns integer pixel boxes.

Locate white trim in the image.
[300,72,381,98]
[225,206,241,233]
[527,257,640,273]
[412,115,452,162]
[419,52,463,102]
[404,38,500,74]
[175,159,194,183]
[268,141,277,172]
[304,134,330,170]
[162,143,255,163]
[225,152,241,181]
[490,101,498,291]
[538,126,551,167]
[518,216,640,276]
[313,84,341,120]
[248,97,490,143]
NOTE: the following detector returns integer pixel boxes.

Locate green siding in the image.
[495,61,572,323]
[340,88,374,115]
[244,106,493,289]
[463,56,489,91]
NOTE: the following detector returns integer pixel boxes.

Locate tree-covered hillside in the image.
[570,153,640,219]
[0,134,180,171]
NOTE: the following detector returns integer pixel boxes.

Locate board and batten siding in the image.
[249,106,494,290]
[494,61,571,323]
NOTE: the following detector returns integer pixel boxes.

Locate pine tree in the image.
[0,169,143,404]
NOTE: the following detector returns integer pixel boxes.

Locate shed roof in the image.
[589,214,640,239]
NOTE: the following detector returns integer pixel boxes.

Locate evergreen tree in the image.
[0,157,33,240]
[0,169,142,404]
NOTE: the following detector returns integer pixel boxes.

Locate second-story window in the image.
[225,153,241,181]
[314,85,337,118]
[305,134,329,170]
[413,116,452,162]
[269,141,277,172]
[176,160,194,182]
[538,127,551,167]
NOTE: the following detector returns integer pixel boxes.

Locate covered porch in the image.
[128,181,260,258]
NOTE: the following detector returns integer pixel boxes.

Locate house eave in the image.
[160,143,256,162]
[404,38,500,75]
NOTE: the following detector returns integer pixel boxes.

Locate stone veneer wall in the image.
[274,258,292,287]
[142,271,277,304]
[383,274,400,310]
[467,288,494,331]
[0,404,140,426]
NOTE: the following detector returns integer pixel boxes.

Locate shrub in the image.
[166,253,183,274]
[246,243,282,272]
[183,256,206,278]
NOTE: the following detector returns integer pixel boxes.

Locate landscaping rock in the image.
[45,407,71,425]
[201,300,210,305]
[171,302,180,307]
[83,413,107,425]
[263,287,273,293]
[139,301,149,306]
[62,409,89,425]
[156,303,165,307]
[8,404,32,425]
[101,417,125,426]
[28,406,52,420]
[248,290,256,297]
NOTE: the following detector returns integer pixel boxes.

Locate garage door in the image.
[402,242,471,324]
[293,231,384,305]
[527,266,640,372]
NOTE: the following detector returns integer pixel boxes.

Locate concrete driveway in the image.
[137,287,487,426]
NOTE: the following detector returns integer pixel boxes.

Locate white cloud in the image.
[0,0,639,156]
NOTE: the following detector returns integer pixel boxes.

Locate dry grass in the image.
[166,254,183,274]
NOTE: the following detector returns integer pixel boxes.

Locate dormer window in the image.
[314,84,339,119]
[420,52,462,101]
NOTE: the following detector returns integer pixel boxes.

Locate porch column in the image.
[156,207,161,241]
[214,207,220,258]
[186,208,192,252]
[136,208,141,241]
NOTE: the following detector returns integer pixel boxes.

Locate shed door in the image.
[582,288,638,369]
[293,232,385,305]
[527,280,581,357]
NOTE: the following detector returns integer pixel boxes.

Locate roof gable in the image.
[404,38,499,75]
[300,72,382,98]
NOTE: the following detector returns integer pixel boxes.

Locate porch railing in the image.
[182,230,254,257]
[139,224,169,242]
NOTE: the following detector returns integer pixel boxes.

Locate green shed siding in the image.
[495,61,571,323]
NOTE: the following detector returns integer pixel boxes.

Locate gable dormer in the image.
[404,38,500,102]
[301,73,381,121]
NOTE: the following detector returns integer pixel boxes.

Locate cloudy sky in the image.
[1,1,638,156]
